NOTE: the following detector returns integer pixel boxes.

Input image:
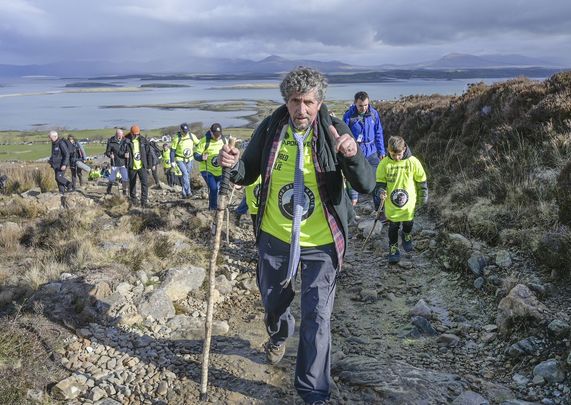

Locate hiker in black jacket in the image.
[120,125,155,207]
[48,130,73,195]
[105,129,129,195]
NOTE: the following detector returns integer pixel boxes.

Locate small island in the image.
[210,83,279,90]
[139,83,191,88]
[65,82,121,88]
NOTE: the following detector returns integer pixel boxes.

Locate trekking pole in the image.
[362,194,387,251]
[200,137,235,401]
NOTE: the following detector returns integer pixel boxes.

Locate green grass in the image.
[0,127,254,161]
[0,143,107,161]
[0,128,166,144]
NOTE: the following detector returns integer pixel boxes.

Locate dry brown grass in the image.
[21,255,69,290]
[0,223,23,252]
[0,313,65,404]
[0,195,43,218]
[0,163,56,193]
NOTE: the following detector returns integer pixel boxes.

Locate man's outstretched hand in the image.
[329,125,358,158]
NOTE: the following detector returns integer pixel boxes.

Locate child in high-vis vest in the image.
[376,136,428,264]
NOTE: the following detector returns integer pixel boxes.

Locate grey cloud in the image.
[0,0,570,66]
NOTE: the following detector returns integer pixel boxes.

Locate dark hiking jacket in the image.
[105,135,127,167]
[229,104,375,267]
[121,135,155,170]
[49,138,70,169]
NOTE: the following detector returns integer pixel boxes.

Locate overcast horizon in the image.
[1,0,571,69]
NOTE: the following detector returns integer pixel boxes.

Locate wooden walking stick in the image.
[200,137,235,401]
[362,194,387,251]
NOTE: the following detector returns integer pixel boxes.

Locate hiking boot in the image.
[106,182,114,195]
[388,243,400,264]
[401,231,413,252]
[263,339,285,365]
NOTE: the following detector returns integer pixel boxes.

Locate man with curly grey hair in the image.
[219,66,374,404]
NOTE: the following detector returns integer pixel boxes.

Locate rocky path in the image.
[7,184,569,404]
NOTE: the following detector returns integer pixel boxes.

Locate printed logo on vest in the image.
[278,183,315,220]
[391,189,409,208]
[183,148,191,157]
[211,156,220,167]
[134,152,141,161]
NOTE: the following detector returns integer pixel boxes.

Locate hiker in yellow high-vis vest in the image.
[120,125,155,208]
[218,67,375,404]
[170,123,199,199]
[193,123,227,210]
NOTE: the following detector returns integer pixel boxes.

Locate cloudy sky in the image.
[1,0,570,67]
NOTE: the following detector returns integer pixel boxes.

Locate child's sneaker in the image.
[388,243,400,264]
[401,231,413,252]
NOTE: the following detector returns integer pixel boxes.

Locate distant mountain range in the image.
[0,53,565,78]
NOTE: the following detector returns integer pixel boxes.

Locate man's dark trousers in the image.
[54,169,71,194]
[257,230,337,403]
[128,168,148,204]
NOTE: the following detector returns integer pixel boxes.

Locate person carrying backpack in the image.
[66,134,89,189]
[343,91,386,210]
[193,123,227,210]
[171,123,199,199]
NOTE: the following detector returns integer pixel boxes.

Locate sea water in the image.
[0,76,544,131]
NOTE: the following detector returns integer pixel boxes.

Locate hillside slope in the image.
[378,71,571,275]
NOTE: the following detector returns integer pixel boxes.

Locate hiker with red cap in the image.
[194,123,227,210]
[121,125,155,208]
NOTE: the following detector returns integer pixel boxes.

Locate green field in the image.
[0,143,107,161]
[0,128,167,144]
[0,127,254,161]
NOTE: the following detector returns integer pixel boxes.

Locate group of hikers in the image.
[48,121,230,210]
[47,66,427,405]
